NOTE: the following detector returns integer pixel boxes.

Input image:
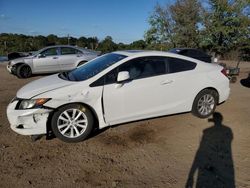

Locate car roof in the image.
[169,48,206,53]
[40,45,98,53]
[113,50,176,57]
[42,45,79,49]
[112,50,212,65]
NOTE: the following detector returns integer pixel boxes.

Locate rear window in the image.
[167,57,196,73]
[61,47,82,55]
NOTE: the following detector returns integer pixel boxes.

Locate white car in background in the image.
[7,45,100,78]
[7,50,230,142]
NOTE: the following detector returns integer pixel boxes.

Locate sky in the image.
[0,0,175,44]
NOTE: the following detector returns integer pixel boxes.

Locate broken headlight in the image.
[18,98,51,109]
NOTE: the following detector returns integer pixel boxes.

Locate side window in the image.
[41,48,58,56]
[97,56,167,86]
[118,56,166,80]
[167,57,196,73]
[90,68,118,87]
[61,47,80,55]
[105,68,118,84]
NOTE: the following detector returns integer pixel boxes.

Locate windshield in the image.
[60,53,127,81]
[33,48,45,56]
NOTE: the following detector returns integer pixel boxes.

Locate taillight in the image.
[221,68,228,77]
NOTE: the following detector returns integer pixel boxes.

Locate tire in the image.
[16,64,32,78]
[192,89,218,118]
[51,104,94,143]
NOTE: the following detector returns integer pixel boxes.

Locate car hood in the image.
[11,56,34,64]
[17,74,74,98]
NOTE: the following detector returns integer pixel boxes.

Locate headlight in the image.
[18,98,51,109]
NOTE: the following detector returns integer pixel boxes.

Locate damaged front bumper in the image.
[6,64,17,75]
[7,101,53,135]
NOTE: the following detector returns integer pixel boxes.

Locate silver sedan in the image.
[7,45,101,78]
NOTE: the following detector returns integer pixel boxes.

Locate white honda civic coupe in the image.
[7,50,230,142]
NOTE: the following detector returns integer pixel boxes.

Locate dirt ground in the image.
[0,61,249,188]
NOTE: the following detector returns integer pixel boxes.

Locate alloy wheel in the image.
[57,108,88,138]
[21,66,31,78]
[197,94,215,116]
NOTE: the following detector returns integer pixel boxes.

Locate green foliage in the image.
[97,36,118,53]
[145,4,174,46]
[0,33,150,56]
[202,0,250,55]
[170,0,202,48]
[1,0,249,59]
[145,0,202,49]
[145,0,250,58]
[0,33,100,55]
[129,40,147,49]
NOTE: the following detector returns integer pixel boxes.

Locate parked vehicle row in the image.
[7,45,100,78]
[7,50,230,142]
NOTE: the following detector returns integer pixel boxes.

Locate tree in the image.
[201,0,250,56]
[170,0,202,48]
[145,0,203,49]
[97,36,117,53]
[87,37,99,50]
[145,3,174,46]
[77,36,88,48]
[129,40,147,49]
[117,42,128,50]
[47,34,58,45]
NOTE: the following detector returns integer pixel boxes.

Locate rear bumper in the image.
[7,101,53,135]
[217,79,230,103]
[219,87,230,103]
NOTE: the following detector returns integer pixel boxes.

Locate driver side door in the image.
[33,47,60,73]
[103,56,170,125]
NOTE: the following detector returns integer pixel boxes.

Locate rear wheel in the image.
[51,104,94,143]
[16,64,32,78]
[192,89,218,118]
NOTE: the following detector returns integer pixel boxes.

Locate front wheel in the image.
[192,89,218,118]
[16,64,32,78]
[51,104,94,142]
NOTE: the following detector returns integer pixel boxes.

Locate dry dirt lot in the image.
[0,62,249,188]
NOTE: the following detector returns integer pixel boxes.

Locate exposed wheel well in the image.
[77,61,87,67]
[15,63,30,68]
[46,102,99,136]
[197,87,219,104]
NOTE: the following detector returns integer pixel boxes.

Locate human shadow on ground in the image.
[186,112,235,188]
[240,73,250,88]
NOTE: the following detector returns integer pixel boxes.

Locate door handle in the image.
[53,57,58,59]
[161,80,173,85]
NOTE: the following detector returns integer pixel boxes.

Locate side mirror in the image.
[117,71,130,83]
